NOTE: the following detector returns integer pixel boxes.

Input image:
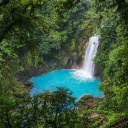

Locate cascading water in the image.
[83,35,99,76]
[72,35,99,80]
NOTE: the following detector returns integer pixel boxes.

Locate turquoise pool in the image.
[30,69,103,99]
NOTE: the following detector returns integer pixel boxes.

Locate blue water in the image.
[29,69,103,100]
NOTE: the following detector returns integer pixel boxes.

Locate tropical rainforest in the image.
[0,0,128,128]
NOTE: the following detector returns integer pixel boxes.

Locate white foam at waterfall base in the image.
[72,69,94,82]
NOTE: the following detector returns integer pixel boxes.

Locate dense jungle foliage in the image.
[95,0,128,112]
[0,0,128,127]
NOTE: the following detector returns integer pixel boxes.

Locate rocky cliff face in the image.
[78,41,89,69]
[60,52,80,69]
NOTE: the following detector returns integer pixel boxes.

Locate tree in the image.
[0,86,91,128]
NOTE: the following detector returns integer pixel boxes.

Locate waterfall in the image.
[82,35,99,76]
[72,35,99,80]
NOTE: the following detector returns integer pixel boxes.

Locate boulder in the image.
[24,81,33,87]
[60,56,69,67]
[72,52,78,61]
[80,94,93,101]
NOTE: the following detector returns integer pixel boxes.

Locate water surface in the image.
[30,69,103,99]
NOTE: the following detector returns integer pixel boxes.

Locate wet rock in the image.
[78,94,103,113]
[66,59,73,68]
[24,81,33,87]
[89,113,101,119]
[72,52,78,61]
[50,62,57,69]
[80,94,93,101]
[24,81,33,96]
[60,56,69,67]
